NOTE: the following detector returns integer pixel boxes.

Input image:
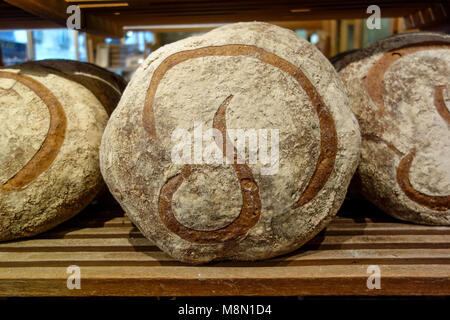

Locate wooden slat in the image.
[1,249,450,267]
[0,238,157,252]
[1,234,449,252]
[65,216,133,228]
[0,1,61,29]
[403,3,449,29]
[98,8,421,26]
[125,20,326,33]
[0,199,449,296]
[0,265,449,296]
[325,223,450,235]
[25,222,450,239]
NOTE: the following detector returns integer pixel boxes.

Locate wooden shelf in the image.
[0,199,449,296]
[1,1,448,37]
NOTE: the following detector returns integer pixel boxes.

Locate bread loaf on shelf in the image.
[100,22,361,263]
[0,61,124,241]
[28,59,127,115]
[334,32,450,225]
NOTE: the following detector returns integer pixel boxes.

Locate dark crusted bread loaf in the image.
[334,32,450,225]
[100,22,361,263]
[29,59,127,115]
[0,62,111,241]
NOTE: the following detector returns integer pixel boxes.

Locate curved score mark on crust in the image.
[397,150,450,212]
[158,95,262,243]
[364,134,450,212]
[144,45,338,243]
[362,133,403,156]
[365,43,450,211]
[365,42,450,115]
[0,71,67,192]
[37,63,119,116]
[435,85,450,125]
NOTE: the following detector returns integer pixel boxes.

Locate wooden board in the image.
[0,199,449,296]
[2,0,122,37]
[0,0,61,29]
[1,1,447,36]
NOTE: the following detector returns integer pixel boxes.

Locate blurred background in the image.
[0,0,448,81]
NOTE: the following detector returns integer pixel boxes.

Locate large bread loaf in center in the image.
[100,22,361,263]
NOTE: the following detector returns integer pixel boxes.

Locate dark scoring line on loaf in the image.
[141,44,338,243]
[364,42,450,212]
[158,95,262,243]
[0,71,67,192]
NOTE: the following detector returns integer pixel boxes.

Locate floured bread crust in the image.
[334,32,450,225]
[25,59,127,115]
[101,22,360,263]
[0,63,109,241]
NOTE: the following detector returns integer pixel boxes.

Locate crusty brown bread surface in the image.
[26,59,127,115]
[0,62,110,241]
[334,32,450,225]
[100,22,361,263]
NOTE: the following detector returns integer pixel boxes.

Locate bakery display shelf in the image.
[0,199,449,297]
[1,1,448,36]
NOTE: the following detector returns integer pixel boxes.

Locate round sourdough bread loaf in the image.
[26,59,127,115]
[100,22,361,263]
[0,62,109,241]
[334,32,450,225]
